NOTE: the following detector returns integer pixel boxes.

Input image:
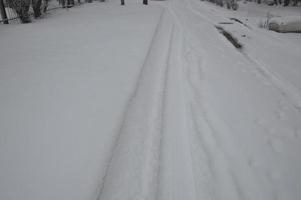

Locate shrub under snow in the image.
[268,16,301,33]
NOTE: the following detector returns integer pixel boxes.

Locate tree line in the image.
[1,0,149,24]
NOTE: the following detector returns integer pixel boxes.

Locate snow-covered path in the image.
[1,0,301,200]
[96,0,301,199]
[164,0,301,199]
[97,9,174,200]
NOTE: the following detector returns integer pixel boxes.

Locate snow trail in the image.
[1,1,301,200]
[165,0,301,199]
[97,9,174,200]
[96,1,301,199]
[157,22,201,200]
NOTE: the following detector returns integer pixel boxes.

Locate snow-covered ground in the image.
[0,3,164,200]
[1,0,301,200]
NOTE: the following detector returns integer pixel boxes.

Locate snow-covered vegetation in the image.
[268,16,301,32]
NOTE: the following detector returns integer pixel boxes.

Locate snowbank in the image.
[268,16,301,33]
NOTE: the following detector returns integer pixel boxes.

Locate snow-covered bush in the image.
[205,0,239,10]
[258,12,275,29]
[259,12,301,33]
[268,16,301,32]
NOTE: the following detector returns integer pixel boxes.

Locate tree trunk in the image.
[143,0,147,5]
[32,0,42,18]
[67,0,74,7]
[0,0,8,24]
[19,7,31,23]
[283,0,290,5]
[121,0,124,5]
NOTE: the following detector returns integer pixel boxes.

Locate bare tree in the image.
[32,0,42,18]
[7,0,31,23]
[62,0,74,8]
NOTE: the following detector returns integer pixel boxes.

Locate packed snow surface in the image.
[1,0,301,200]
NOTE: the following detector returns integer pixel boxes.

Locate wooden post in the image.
[121,0,124,5]
[143,0,147,5]
[0,0,8,24]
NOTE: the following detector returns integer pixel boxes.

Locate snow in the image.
[97,9,174,200]
[170,0,301,199]
[1,0,301,200]
[268,16,301,32]
[0,2,164,200]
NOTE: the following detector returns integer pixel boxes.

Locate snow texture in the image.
[269,16,301,32]
[1,0,301,200]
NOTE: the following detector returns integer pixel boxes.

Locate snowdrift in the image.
[268,16,301,33]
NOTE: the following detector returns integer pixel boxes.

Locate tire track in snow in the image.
[94,9,164,200]
[183,64,279,199]
[161,3,246,199]
[241,52,301,115]
[157,23,205,200]
[187,0,301,116]
[168,1,281,199]
[96,9,174,200]
[181,40,246,200]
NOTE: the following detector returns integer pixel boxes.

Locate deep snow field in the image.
[1,0,301,200]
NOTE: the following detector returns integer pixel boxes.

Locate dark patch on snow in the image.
[229,17,252,30]
[216,26,243,49]
[229,17,243,24]
[219,22,234,25]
